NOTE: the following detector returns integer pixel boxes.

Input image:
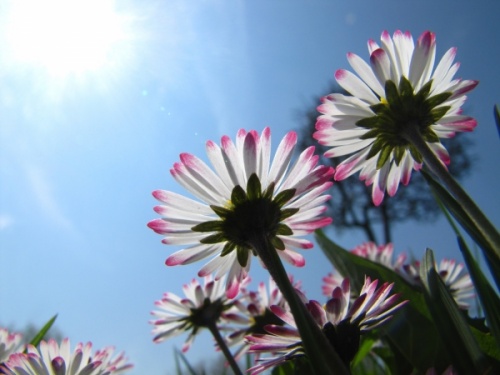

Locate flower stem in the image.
[250,234,350,375]
[402,124,500,256]
[207,321,243,375]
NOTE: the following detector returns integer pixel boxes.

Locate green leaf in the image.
[28,314,57,348]
[420,249,491,374]
[422,169,500,290]
[351,336,376,368]
[458,237,500,350]
[494,105,500,137]
[174,348,199,375]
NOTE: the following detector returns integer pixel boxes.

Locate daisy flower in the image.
[314,30,478,205]
[399,257,474,309]
[150,276,238,352]
[246,277,407,373]
[224,276,301,360]
[0,328,24,363]
[351,242,406,270]
[322,242,406,296]
[0,339,133,375]
[148,127,334,298]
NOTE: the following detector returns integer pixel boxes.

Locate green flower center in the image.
[248,307,285,335]
[189,297,225,328]
[191,173,298,267]
[356,77,452,169]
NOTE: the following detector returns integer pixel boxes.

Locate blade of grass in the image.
[27,314,57,348]
[420,249,491,374]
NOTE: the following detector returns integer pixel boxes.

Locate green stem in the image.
[207,321,243,375]
[250,234,350,375]
[402,124,500,256]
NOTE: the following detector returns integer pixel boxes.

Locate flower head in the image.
[399,257,474,309]
[0,339,133,375]
[351,242,406,270]
[322,242,406,296]
[148,127,334,298]
[150,276,238,352]
[246,277,407,373]
[224,276,301,360]
[314,30,478,205]
[0,328,24,363]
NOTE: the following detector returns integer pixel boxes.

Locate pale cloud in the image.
[345,12,356,26]
[25,165,76,234]
[0,214,14,230]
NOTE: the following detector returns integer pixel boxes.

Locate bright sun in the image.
[4,0,131,77]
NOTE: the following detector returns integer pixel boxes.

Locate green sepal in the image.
[237,246,249,267]
[376,145,392,169]
[270,236,286,250]
[273,188,296,207]
[422,129,440,143]
[370,103,387,114]
[280,208,299,221]
[426,92,452,109]
[394,146,406,165]
[263,182,276,200]
[430,106,451,122]
[200,232,227,244]
[210,205,231,218]
[221,241,236,257]
[231,185,247,205]
[276,223,293,236]
[407,144,423,164]
[356,115,380,129]
[359,128,381,140]
[366,137,386,160]
[384,80,401,109]
[247,173,262,200]
[192,220,224,232]
[27,315,57,349]
[398,76,414,102]
[415,80,433,101]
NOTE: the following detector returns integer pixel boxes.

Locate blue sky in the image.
[1,1,499,373]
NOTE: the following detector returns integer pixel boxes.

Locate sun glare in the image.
[4,0,131,77]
